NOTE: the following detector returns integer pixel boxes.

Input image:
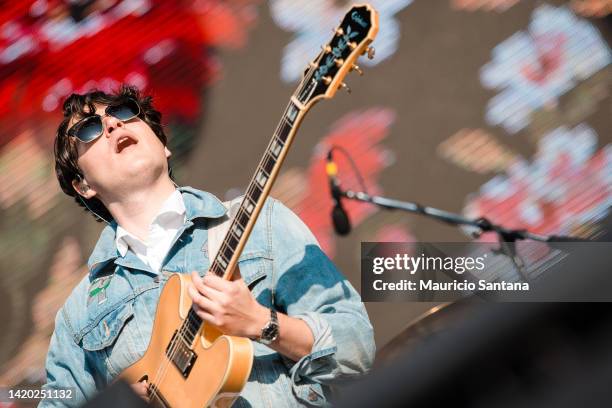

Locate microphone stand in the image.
[340,189,588,281]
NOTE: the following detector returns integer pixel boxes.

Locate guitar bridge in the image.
[166,330,198,378]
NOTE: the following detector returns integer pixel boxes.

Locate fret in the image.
[290,95,307,110]
[228,227,242,242]
[177,320,196,344]
[249,184,262,203]
[217,253,228,270]
[236,210,249,230]
[231,222,243,238]
[181,324,196,342]
[188,311,199,330]
[255,168,268,187]
[271,116,289,143]
[276,120,292,143]
[285,103,299,124]
[210,257,225,277]
[243,197,255,215]
[187,325,197,339]
[188,315,200,338]
[210,261,224,276]
[226,232,239,252]
[221,245,234,265]
[187,309,200,324]
[269,137,283,158]
[211,263,225,277]
[261,152,276,176]
[184,315,195,332]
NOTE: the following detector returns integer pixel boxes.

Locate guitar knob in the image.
[366,46,375,59]
[338,82,351,93]
[351,64,363,75]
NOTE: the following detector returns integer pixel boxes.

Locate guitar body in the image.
[120,273,254,408]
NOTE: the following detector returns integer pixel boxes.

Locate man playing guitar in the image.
[41,85,375,407]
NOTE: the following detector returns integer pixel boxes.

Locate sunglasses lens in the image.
[107,99,140,121]
[74,117,103,143]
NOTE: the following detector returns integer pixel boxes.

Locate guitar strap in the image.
[206,197,276,306]
[201,197,293,403]
[207,197,243,261]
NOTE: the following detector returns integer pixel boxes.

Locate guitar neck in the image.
[181,2,379,343]
[209,96,310,280]
[205,3,380,282]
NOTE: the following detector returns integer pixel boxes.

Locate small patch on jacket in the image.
[88,275,112,305]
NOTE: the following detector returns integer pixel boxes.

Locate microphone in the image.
[326,150,351,235]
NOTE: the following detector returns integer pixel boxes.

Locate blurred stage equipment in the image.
[326,146,587,278]
[326,149,351,235]
[336,214,612,407]
[82,379,148,408]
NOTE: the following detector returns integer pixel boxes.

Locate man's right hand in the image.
[131,380,150,403]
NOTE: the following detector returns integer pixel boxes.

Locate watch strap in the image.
[258,308,279,344]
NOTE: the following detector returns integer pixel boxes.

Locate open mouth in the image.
[115,135,138,153]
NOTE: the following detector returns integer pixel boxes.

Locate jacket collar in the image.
[87,186,228,277]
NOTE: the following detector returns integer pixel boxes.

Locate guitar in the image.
[119,4,379,407]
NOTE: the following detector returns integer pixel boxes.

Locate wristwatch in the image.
[257,308,279,345]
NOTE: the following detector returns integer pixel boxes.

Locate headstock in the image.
[296,4,379,108]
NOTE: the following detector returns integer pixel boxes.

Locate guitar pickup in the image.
[166,330,198,378]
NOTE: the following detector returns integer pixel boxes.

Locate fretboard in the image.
[208,100,301,278]
[182,92,313,343]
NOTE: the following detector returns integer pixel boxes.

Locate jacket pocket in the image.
[238,251,269,285]
[80,300,147,380]
[237,252,273,308]
[80,302,134,350]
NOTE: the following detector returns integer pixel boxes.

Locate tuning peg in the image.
[364,46,375,59]
[348,41,357,50]
[334,58,344,68]
[338,82,351,93]
[323,76,332,85]
[350,64,363,75]
[321,45,332,53]
[333,27,344,36]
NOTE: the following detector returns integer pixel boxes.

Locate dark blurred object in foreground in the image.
[338,216,612,407]
[82,380,148,408]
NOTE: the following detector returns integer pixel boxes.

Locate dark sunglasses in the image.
[67,98,141,143]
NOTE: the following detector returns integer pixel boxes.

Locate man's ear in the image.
[72,178,96,199]
[164,146,172,159]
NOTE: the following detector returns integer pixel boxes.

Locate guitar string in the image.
[149,286,196,397]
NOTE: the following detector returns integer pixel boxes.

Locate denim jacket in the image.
[41,187,375,407]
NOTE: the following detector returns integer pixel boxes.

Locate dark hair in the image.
[54,85,170,222]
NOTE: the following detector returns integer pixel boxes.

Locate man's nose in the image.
[102,114,124,136]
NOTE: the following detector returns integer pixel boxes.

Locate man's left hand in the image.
[188,270,269,339]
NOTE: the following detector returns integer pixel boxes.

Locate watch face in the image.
[262,322,279,342]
